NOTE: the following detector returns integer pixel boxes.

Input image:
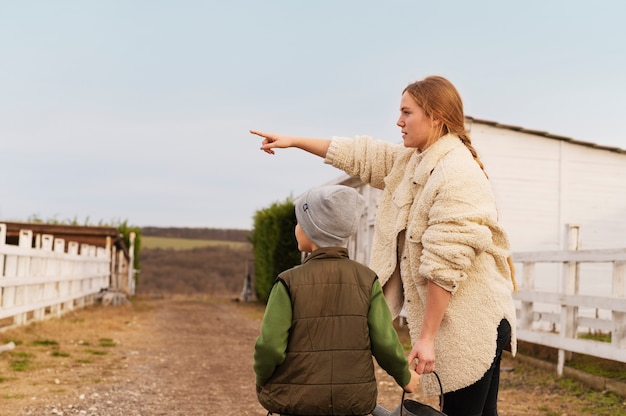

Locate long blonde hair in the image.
[403,76,487,176]
[405,76,518,291]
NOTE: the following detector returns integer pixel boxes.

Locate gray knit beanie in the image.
[294,185,365,248]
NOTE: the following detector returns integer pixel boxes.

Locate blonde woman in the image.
[250,75,516,416]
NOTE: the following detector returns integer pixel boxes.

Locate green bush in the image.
[251,198,301,303]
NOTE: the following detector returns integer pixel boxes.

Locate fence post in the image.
[558,224,580,376]
[239,259,255,302]
[0,223,6,278]
[14,230,34,326]
[128,232,136,296]
[519,261,535,330]
[613,261,626,348]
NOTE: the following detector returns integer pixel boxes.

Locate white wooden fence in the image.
[0,223,111,331]
[393,225,626,375]
[513,226,626,375]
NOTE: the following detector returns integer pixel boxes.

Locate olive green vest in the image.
[257,248,378,415]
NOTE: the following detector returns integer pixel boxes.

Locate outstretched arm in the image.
[250,130,331,158]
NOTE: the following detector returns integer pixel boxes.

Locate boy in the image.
[254,185,419,416]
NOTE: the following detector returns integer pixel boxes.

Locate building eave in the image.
[466,116,626,154]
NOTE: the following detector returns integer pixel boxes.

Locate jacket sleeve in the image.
[419,155,497,293]
[253,281,292,386]
[325,136,400,190]
[368,279,411,388]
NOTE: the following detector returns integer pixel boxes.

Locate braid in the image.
[507,256,518,292]
[458,133,488,178]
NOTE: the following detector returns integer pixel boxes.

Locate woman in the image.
[250,75,517,416]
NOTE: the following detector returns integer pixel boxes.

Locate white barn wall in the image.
[466,122,626,298]
[467,123,563,252]
[560,143,626,298]
[468,121,626,253]
[561,144,626,250]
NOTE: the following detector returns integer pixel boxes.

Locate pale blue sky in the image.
[1,1,625,229]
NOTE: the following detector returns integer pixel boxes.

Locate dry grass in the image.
[0,301,139,412]
[141,236,250,250]
[136,243,253,297]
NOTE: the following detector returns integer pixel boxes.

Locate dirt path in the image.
[2,297,267,416]
[0,297,623,415]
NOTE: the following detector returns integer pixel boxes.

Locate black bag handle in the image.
[400,372,444,416]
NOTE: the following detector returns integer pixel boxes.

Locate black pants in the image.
[442,319,511,416]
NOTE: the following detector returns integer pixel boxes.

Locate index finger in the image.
[249,129,268,138]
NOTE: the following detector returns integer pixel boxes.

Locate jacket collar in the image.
[413,134,463,186]
[302,247,350,264]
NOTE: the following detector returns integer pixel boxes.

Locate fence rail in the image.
[513,225,626,374]
[0,223,111,330]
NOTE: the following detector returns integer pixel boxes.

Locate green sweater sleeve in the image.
[253,281,292,386]
[368,279,411,388]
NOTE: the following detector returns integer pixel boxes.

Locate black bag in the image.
[371,373,447,416]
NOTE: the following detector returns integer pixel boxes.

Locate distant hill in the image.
[141,227,251,243]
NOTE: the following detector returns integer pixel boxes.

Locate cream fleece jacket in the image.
[325,134,517,395]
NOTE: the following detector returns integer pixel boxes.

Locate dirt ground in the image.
[0,296,624,416]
